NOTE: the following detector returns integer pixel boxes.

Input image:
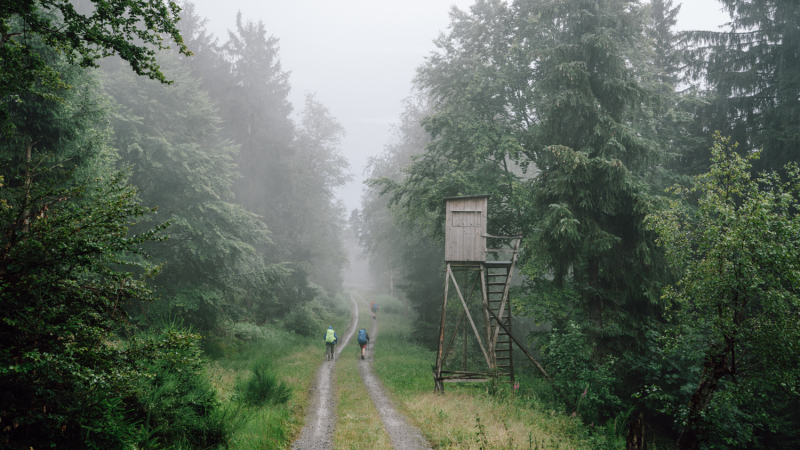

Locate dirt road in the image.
[353,293,432,450]
[292,293,430,449]
[291,296,358,450]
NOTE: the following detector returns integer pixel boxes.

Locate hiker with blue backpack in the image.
[357,328,370,360]
[324,326,338,361]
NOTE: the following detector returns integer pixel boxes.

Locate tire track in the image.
[291,295,359,450]
[351,292,432,450]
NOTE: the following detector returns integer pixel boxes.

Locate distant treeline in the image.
[355,0,800,448]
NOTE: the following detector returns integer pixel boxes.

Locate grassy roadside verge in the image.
[332,294,392,449]
[202,293,353,449]
[365,291,594,450]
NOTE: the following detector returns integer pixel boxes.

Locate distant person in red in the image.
[370,300,378,319]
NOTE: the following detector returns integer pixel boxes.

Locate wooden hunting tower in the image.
[433,195,524,392]
[445,195,487,263]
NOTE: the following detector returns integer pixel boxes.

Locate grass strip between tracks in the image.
[333,294,392,449]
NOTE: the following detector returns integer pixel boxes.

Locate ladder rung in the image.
[497,365,512,368]
[487,282,507,285]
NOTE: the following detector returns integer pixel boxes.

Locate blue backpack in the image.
[357,329,367,345]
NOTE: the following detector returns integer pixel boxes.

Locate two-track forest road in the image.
[291,296,359,450]
[351,292,432,450]
[291,292,431,449]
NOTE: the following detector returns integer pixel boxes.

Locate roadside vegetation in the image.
[202,292,351,449]
[364,291,600,450]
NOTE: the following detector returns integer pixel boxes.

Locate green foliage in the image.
[685,0,800,174]
[168,9,351,322]
[133,320,237,449]
[0,163,165,449]
[235,359,292,406]
[374,293,404,314]
[0,34,114,183]
[283,305,322,337]
[0,0,188,134]
[648,133,800,448]
[103,51,287,330]
[540,322,621,424]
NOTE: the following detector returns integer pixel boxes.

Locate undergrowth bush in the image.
[235,359,292,406]
[539,321,621,424]
[229,322,279,342]
[133,319,244,449]
[284,304,322,337]
[201,336,243,360]
[374,293,404,314]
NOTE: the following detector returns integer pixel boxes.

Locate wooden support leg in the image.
[479,266,493,367]
[448,265,492,369]
[434,263,450,393]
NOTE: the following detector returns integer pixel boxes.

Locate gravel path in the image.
[291,295,359,450]
[353,293,432,450]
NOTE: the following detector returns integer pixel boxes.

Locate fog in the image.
[188,0,728,214]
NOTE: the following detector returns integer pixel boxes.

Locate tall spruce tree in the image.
[223,11,294,225]
[686,0,800,173]
[522,0,665,353]
[104,52,284,329]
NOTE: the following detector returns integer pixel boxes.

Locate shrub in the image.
[230,322,275,342]
[201,336,243,360]
[235,359,292,406]
[284,304,322,337]
[0,167,167,450]
[540,321,621,423]
[374,293,404,314]
[133,320,236,449]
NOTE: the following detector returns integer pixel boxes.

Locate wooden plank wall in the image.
[445,197,487,262]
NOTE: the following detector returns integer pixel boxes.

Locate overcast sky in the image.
[189,0,730,214]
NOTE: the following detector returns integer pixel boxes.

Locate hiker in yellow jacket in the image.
[324,326,338,361]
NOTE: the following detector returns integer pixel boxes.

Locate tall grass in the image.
[204,292,352,449]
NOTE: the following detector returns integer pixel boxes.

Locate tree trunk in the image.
[675,352,731,450]
[626,412,646,450]
[587,255,602,328]
[22,140,33,233]
[587,255,604,360]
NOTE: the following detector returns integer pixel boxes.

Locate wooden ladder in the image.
[486,262,514,384]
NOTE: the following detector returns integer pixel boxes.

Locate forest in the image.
[1,0,799,449]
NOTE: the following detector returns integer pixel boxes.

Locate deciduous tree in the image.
[648,134,800,449]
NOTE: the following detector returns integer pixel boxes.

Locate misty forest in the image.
[1,0,799,449]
